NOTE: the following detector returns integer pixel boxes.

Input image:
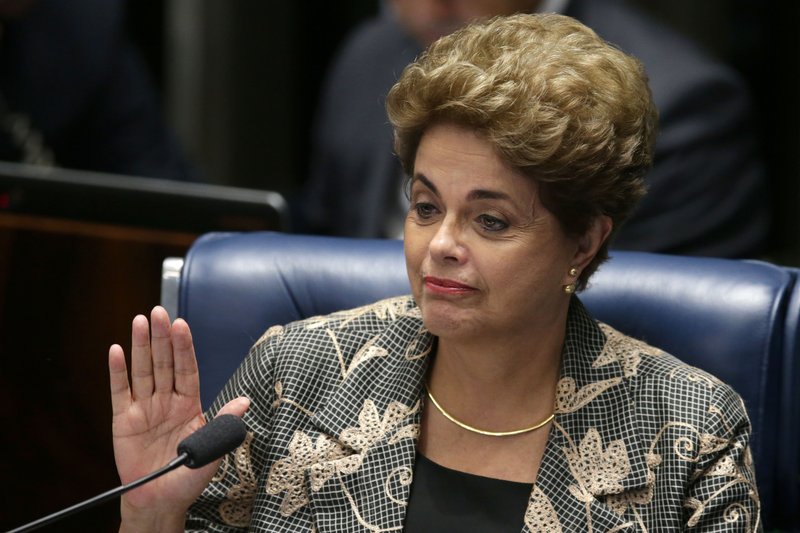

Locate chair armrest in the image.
[160,257,184,321]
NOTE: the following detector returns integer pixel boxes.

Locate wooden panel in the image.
[0,213,194,532]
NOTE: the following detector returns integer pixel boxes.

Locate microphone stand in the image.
[6,413,246,533]
[6,453,190,533]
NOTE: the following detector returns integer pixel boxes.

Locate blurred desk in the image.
[0,212,197,531]
[0,161,288,532]
[0,163,287,531]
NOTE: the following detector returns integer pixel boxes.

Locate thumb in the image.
[191,397,251,480]
[216,396,251,419]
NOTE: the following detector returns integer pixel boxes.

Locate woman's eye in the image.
[478,214,508,231]
[414,202,437,219]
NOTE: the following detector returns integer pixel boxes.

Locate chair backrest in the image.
[166,231,799,529]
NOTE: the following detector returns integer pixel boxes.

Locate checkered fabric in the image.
[185,296,760,532]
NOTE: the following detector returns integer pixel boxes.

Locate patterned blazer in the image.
[186,296,761,532]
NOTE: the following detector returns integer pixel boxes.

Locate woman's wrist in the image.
[119,500,187,533]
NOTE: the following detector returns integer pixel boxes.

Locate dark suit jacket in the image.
[0,0,195,181]
[186,296,760,531]
[301,0,768,258]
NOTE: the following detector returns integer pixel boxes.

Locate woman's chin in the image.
[420,301,481,339]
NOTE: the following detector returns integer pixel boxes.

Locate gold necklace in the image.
[425,385,554,437]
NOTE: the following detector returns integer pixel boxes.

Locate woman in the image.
[109,13,760,532]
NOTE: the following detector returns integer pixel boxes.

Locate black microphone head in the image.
[177,414,247,469]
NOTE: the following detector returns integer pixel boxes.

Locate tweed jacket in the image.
[186,296,761,532]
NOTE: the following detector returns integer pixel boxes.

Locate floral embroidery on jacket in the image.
[265,399,419,518]
[330,331,389,379]
[266,431,354,516]
[524,486,563,532]
[219,432,258,526]
[564,427,631,500]
[554,376,622,414]
[256,324,284,344]
[605,454,657,520]
[594,323,663,378]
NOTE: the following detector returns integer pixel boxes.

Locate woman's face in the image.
[404,122,588,342]
[391,0,540,47]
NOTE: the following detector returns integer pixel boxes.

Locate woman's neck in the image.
[427,316,566,427]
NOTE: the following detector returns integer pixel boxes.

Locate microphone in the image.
[178,414,248,468]
[7,414,247,533]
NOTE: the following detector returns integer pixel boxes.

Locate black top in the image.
[403,454,533,533]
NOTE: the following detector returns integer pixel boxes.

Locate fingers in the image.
[150,307,175,393]
[130,314,154,400]
[171,318,200,398]
[120,307,202,404]
[109,344,132,416]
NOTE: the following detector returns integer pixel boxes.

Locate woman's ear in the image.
[571,215,613,272]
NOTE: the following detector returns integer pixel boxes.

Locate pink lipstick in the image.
[423,276,477,295]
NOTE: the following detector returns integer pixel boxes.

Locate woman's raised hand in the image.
[108,306,249,531]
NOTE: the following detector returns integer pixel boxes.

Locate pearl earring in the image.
[563,267,579,294]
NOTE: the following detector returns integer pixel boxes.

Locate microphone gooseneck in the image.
[7,415,247,533]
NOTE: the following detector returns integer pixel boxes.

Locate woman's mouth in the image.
[423,276,477,295]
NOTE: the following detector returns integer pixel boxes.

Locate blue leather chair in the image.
[162,231,800,530]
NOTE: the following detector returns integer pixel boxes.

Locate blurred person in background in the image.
[0,0,197,181]
[301,0,768,259]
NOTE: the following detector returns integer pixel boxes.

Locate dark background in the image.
[128,0,800,263]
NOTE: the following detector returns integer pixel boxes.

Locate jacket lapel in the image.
[307,305,433,532]
[526,298,654,532]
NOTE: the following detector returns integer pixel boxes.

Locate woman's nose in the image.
[429,216,466,263]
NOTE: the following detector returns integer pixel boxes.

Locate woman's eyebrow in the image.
[414,173,515,205]
[466,189,512,202]
[412,173,439,196]
[414,173,512,201]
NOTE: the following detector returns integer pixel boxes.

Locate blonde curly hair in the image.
[386,13,658,289]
